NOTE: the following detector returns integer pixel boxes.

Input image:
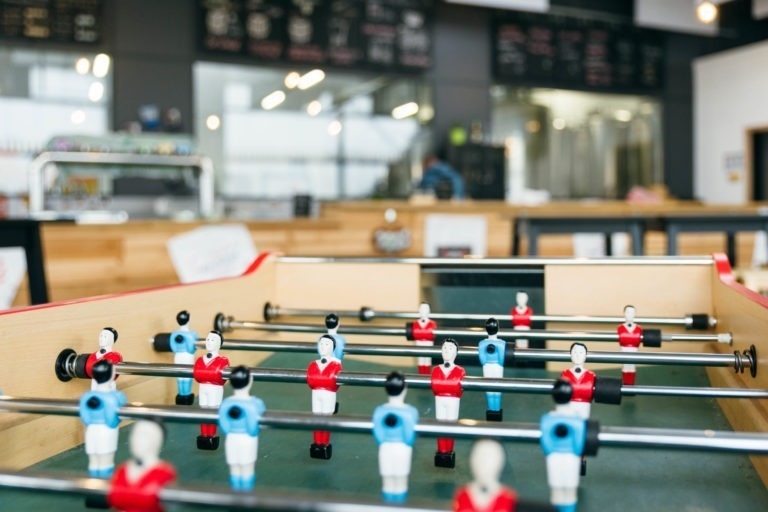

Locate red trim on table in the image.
[713,252,768,309]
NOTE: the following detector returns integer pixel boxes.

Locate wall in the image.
[694,39,768,204]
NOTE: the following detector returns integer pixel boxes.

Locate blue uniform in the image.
[540,412,587,512]
[78,389,127,478]
[170,328,198,396]
[373,403,419,503]
[219,396,266,436]
[321,333,346,361]
[478,337,506,411]
[78,390,127,429]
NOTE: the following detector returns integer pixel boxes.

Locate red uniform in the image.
[306,360,342,391]
[617,324,642,348]
[431,365,466,398]
[192,355,230,385]
[107,462,177,512]
[412,319,437,341]
[511,306,532,329]
[560,368,595,403]
[453,486,518,512]
[85,351,123,379]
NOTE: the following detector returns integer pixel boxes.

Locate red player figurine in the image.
[617,305,642,385]
[85,328,123,390]
[192,331,229,450]
[412,302,437,374]
[558,343,594,420]
[453,439,518,512]
[511,291,532,349]
[307,335,342,459]
[431,339,465,468]
[107,420,176,512]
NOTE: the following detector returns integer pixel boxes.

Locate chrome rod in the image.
[2,397,768,454]
[221,318,729,344]
[266,305,714,329]
[0,471,445,512]
[163,338,746,370]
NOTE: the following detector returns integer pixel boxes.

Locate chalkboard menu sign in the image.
[200,0,433,72]
[0,0,101,44]
[493,13,664,91]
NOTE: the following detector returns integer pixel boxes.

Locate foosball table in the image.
[0,253,766,511]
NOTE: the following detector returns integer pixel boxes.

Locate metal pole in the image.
[219,318,730,344]
[1,397,768,453]
[265,304,716,329]
[0,471,445,512]
[159,338,750,372]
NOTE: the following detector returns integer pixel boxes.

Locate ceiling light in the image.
[285,71,301,89]
[70,110,86,125]
[328,120,342,136]
[696,1,718,24]
[307,100,322,116]
[298,69,325,90]
[261,90,286,110]
[392,102,419,120]
[75,57,90,75]
[552,118,566,130]
[205,115,221,131]
[92,53,110,78]
[614,109,632,122]
[88,82,104,102]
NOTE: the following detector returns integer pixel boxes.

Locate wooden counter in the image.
[8,199,768,307]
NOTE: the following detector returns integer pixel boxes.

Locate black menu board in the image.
[493,13,664,91]
[199,0,432,72]
[0,0,101,44]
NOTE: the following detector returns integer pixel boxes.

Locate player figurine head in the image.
[441,339,459,367]
[485,317,499,338]
[229,365,252,396]
[176,310,190,327]
[130,420,165,468]
[318,335,336,359]
[384,371,407,404]
[418,302,431,321]
[469,439,505,492]
[624,305,636,325]
[99,328,118,352]
[325,313,339,333]
[570,343,587,367]
[516,291,528,308]
[205,331,223,354]
[92,360,116,388]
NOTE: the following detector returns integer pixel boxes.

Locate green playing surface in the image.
[3,352,767,511]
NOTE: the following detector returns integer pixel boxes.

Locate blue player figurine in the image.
[323,313,346,360]
[372,371,419,503]
[78,360,127,478]
[218,365,266,491]
[170,310,199,406]
[478,317,506,421]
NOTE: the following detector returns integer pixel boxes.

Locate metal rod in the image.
[0,471,445,512]
[2,396,768,454]
[221,318,729,344]
[59,355,762,398]
[266,305,715,329]
[169,338,746,371]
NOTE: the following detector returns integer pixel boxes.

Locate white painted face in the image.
[205,332,222,353]
[470,439,504,486]
[516,291,528,308]
[571,344,587,365]
[624,305,636,323]
[130,421,163,463]
[318,336,335,358]
[418,302,431,319]
[442,341,457,364]
[99,329,115,350]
